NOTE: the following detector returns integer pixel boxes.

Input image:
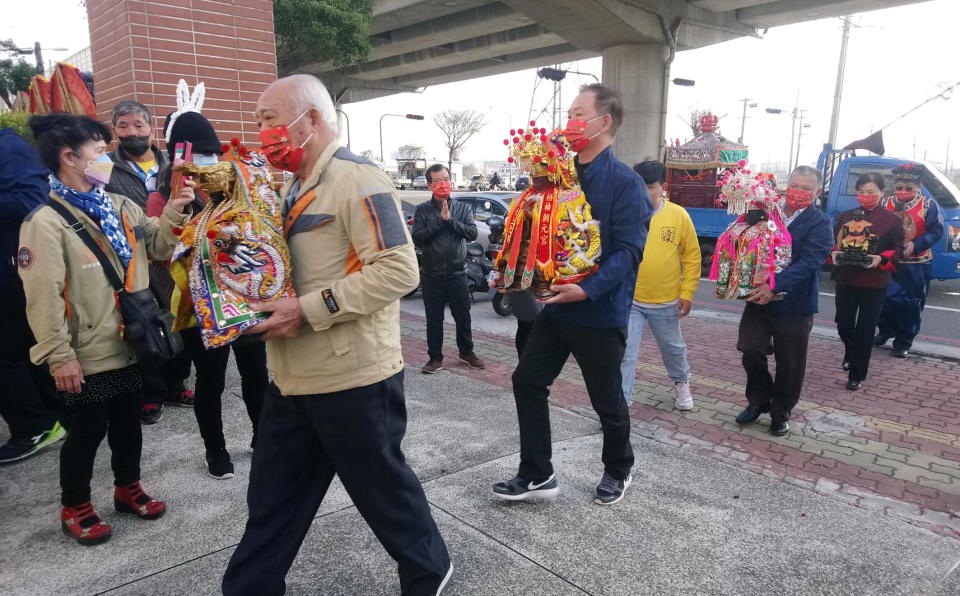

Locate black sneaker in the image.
[492,474,559,501]
[594,471,632,506]
[0,422,66,464]
[205,449,235,480]
[165,389,195,408]
[141,403,163,425]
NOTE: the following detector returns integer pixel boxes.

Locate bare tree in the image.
[359,148,379,162]
[676,108,712,138]
[395,144,425,160]
[433,109,487,172]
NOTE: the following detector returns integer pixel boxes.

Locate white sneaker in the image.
[674,382,694,411]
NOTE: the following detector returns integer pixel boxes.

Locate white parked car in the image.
[412,175,428,189]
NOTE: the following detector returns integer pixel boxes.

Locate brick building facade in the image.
[85,0,277,146]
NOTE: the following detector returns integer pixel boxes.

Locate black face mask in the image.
[745,209,766,226]
[119,135,151,157]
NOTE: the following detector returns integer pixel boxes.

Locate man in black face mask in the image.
[105,100,167,210]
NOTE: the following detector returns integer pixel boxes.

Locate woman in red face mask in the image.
[831,172,905,391]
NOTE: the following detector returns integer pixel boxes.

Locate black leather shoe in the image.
[735,404,768,424]
[770,420,789,437]
[873,334,890,347]
[841,360,851,371]
[846,379,862,391]
[892,348,908,359]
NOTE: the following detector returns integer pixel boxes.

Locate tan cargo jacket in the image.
[267,142,419,395]
[18,191,188,375]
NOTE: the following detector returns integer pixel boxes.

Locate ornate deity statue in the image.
[709,161,792,299]
[169,140,295,349]
[495,122,600,298]
[835,209,879,266]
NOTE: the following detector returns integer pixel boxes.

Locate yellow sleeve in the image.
[299,168,419,331]
[677,208,702,301]
[18,210,76,371]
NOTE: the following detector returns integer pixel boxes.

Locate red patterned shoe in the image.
[61,502,112,545]
[114,481,166,520]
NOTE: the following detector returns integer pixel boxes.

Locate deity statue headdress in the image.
[717,159,779,215]
[503,121,578,189]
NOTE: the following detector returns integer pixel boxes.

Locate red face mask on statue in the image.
[857,193,881,210]
[258,110,314,173]
[563,115,605,153]
[894,188,917,202]
[785,187,815,210]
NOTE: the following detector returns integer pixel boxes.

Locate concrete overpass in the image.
[298,0,930,164]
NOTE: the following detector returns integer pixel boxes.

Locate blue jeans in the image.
[620,303,691,404]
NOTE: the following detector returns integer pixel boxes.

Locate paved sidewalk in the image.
[399,308,960,538]
[1,308,958,595]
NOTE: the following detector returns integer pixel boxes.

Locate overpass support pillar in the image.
[602,43,669,167]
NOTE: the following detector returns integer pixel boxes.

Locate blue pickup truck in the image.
[686,145,960,280]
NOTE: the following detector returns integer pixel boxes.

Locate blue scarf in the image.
[49,175,133,268]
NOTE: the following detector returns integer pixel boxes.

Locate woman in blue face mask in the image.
[150,110,270,482]
[22,112,192,544]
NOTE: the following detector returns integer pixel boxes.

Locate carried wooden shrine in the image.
[665,114,748,209]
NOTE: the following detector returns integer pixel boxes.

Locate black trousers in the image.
[140,343,191,407]
[181,327,267,453]
[421,272,473,360]
[835,285,887,382]
[222,373,450,596]
[0,277,60,438]
[737,305,813,422]
[512,313,633,481]
[60,389,142,506]
[515,319,535,357]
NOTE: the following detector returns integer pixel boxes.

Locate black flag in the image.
[842,130,885,155]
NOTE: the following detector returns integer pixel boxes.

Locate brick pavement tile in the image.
[399,312,960,537]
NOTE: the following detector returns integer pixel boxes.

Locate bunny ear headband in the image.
[165,79,206,143]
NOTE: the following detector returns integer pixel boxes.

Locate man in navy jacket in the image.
[493,84,651,506]
[0,127,65,463]
[735,165,834,437]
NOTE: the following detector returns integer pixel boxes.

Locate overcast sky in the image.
[8,0,958,173]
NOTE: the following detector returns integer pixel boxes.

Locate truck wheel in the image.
[492,292,513,317]
[700,242,715,278]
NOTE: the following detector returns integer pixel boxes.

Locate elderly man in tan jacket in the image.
[221,75,452,596]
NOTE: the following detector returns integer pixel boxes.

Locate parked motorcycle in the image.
[484,215,512,317]
[464,241,492,297]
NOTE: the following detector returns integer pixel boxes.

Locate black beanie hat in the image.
[165,111,222,160]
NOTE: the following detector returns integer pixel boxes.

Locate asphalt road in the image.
[692,274,960,349]
[396,190,959,349]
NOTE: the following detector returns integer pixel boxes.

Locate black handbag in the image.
[47,200,183,363]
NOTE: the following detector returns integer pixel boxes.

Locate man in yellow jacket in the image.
[221,75,451,596]
[620,161,701,410]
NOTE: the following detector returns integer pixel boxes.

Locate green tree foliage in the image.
[0,111,34,143]
[0,57,36,109]
[274,0,374,75]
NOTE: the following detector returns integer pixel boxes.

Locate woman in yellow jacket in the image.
[619,161,701,410]
[19,114,190,545]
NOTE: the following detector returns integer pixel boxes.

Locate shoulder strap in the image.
[46,199,125,291]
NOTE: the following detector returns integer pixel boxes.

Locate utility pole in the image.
[788,108,798,172]
[828,17,852,148]
[33,42,43,74]
[737,97,754,144]
[795,110,807,170]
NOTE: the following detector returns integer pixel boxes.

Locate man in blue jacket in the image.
[735,165,834,437]
[0,127,65,464]
[493,84,651,506]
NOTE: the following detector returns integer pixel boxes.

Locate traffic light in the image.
[406,114,424,120]
[537,68,567,82]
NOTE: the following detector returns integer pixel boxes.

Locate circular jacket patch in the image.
[17,247,34,270]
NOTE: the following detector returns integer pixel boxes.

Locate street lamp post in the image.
[336,109,351,152]
[15,42,68,74]
[379,112,424,171]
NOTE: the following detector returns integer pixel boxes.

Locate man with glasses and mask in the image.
[222,74,452,596]
[874,164,944,358]
[734,165,834,437]
[493,83,651,506]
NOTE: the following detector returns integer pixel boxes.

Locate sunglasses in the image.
[894,185,916,191]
